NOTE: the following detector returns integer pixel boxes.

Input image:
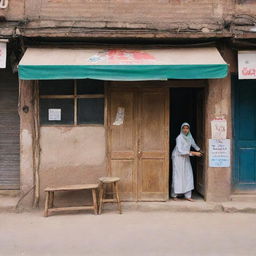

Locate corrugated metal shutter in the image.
[0,69,20,189]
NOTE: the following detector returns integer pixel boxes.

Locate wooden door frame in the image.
[107,81,207,201]
[169,86,207,199]
[232,73,240,191]
[196,88,206,197]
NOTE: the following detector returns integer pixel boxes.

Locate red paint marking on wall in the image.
[242,67,256,77]
[88,49,156,64]
[107,50,155,64]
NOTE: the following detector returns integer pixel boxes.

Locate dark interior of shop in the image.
[169,87,205,199]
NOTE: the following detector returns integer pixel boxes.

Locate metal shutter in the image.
[0,69,20,189]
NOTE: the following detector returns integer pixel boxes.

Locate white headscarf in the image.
[180,122,194,144]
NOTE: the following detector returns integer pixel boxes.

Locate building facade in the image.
[0,0,256,208]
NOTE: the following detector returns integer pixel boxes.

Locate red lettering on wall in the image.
[242,67,256,77]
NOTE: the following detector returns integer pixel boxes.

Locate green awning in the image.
[18,47,228,81]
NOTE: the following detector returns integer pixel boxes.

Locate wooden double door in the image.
[107,86,169,201]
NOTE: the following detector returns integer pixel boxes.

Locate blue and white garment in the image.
[171,122,200,195]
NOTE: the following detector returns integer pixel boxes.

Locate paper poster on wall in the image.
[0,42,7,69]
[113,107,125,126]
[209,139,230,168]
[211,118,227,139]
[48,109,61,121]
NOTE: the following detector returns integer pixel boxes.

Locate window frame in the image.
[39,80,106,127]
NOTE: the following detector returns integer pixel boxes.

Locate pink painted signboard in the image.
[238,51,256,80]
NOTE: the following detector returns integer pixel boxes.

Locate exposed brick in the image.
[1,0,256,37]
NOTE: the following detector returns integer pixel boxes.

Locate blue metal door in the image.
[234,75,256,190]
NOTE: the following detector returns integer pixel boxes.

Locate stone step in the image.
[0,191,20,213]
[231,194,256,202]
[221,202,256,213]
[103,200,256,214]
[103,200,223,213]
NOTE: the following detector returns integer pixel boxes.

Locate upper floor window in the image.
[39,79,105,126]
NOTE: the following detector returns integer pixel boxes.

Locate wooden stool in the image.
[98,177,122,214]
[44,184,99,217]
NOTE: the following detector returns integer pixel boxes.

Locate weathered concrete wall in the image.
[235,1,256,15]
[24,0,233,30]
[232,2,256,35]
[19,80,35,209]
[0,0,25,20]
[2,0,255,26]
[205,77,232,202]
[2,0,256,38]
[39,126,106,207]
[204,46,234,202]
[19,81,107,208]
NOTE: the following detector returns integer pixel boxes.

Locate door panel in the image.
[234,76,256,190]
[239,149,256,183]
[238,84,255,140]
[110,90,135,152]
[139,159,165,200]
[138,89,169,201]
[110,160,136,200]
[140,92,165,151]
[108,88,137,200]
[196,89,205,196]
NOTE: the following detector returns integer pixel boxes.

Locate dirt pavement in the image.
[0,210,256,256]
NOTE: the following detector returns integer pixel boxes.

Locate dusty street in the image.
[0,210,256,256]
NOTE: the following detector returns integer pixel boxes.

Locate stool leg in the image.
[92,188,98,215]
[114,182,122,214]
[112,182,116,201]
[44,192,49,217]
[49,191,54,208]
[98,183,104,214]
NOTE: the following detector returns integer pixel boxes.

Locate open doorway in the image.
[169,87,205,200]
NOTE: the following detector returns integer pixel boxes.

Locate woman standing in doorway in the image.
[171,122,202,201]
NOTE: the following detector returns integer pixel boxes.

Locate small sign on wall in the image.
[238,51,256,80]
[0,42,6,68]
[209,139,230,168]
[211,118,227,140]
[48,109,61,121]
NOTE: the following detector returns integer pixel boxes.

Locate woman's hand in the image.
[190,151,202,157]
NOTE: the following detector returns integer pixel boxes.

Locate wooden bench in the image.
[44,184,99,217]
